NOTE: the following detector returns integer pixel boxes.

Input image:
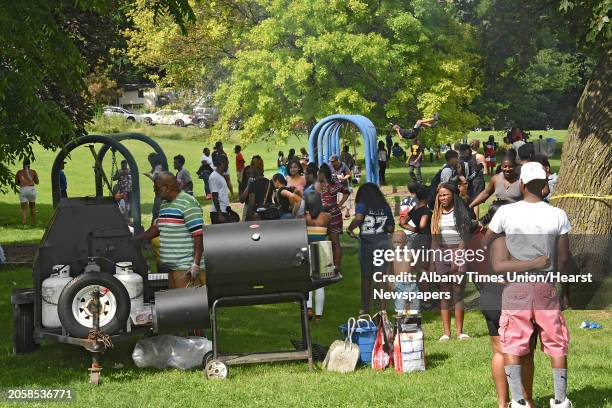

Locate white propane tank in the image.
[115,262,144,310]
[42,265,72,328]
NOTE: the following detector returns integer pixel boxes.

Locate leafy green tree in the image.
[456,0,609,273]
[126,0,482,145]
[216,0,482,145]
[124,0,264,96]
[86,68,122,105]
[517,48,594,128]
[0,0,194,192]
[454,0,597,129]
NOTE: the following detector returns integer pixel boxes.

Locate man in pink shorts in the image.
[485,162,572,408]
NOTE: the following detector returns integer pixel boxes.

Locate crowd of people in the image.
[374,127,569,408]
[134,142,361,325]
[13,123,569,407]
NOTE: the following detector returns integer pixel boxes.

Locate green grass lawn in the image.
[2,123,610,407]
[1,259,611,407]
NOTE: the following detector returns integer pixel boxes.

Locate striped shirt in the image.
[307,225,328,243]
[439,210,461,246]
[158,191,204,270]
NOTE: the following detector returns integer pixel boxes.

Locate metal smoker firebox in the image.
[153,219,342,377]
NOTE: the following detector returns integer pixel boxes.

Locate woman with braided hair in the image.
[430,182,477,341]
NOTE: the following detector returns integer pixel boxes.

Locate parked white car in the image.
[140,109,195,127]
[103,106,139,122]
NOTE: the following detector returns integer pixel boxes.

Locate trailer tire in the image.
[202,351,213,368]
[58,273,130,338]
[13,302,36,354]
[205,359,228,380]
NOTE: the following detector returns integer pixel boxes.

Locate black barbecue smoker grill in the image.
[155,219,341,379]
[11,133,342,384]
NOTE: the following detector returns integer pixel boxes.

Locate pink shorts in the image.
[499,283,569,357]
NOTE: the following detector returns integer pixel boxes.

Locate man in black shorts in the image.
[392,113,440,140]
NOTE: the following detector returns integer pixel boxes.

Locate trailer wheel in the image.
[58,273,130,338]
[13,302,36,354]
[202,351,213,368]
[204,359,228,380]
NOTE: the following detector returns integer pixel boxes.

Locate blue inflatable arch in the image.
[308,114,379,185]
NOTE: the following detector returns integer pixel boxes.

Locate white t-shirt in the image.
[200,155,214,168]
[209,171,229,213]
[512,140,526,151]
[488,200,571,270]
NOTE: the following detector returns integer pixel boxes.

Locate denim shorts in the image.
[395,281,420,313]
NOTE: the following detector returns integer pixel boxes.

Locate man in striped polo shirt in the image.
[138,172,204,288]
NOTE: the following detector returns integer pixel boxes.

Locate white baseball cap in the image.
[520,162,547,184]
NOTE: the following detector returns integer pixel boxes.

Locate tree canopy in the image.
[125,0,482,145]
[1,0,610,190]
[0,0,194,192]
[453,0,604,129]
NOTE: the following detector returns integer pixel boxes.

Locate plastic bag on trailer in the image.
[132,335,212,370]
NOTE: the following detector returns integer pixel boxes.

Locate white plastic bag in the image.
[132,335,212,370]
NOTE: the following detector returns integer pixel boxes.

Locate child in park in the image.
[391,231,420,315]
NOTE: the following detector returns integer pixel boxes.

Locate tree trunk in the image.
[554,49,611,277]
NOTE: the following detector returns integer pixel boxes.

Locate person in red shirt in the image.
[234,145,246,194]
[484,135,498,176]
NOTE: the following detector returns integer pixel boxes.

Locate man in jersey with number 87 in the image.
[347,183,395,315]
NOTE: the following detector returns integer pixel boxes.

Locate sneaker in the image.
[458,333,470,340]
[508,400,528,407]
[439,334,450,342]
[549,398,572,408]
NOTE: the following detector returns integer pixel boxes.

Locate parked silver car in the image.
[193,107,219,128]
[103,106,139,122]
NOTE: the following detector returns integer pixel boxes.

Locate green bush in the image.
[87,114,140,134]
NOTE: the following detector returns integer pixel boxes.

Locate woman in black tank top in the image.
[272,174,301,219]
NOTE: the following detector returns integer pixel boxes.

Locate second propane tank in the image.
[115,261,144,310]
